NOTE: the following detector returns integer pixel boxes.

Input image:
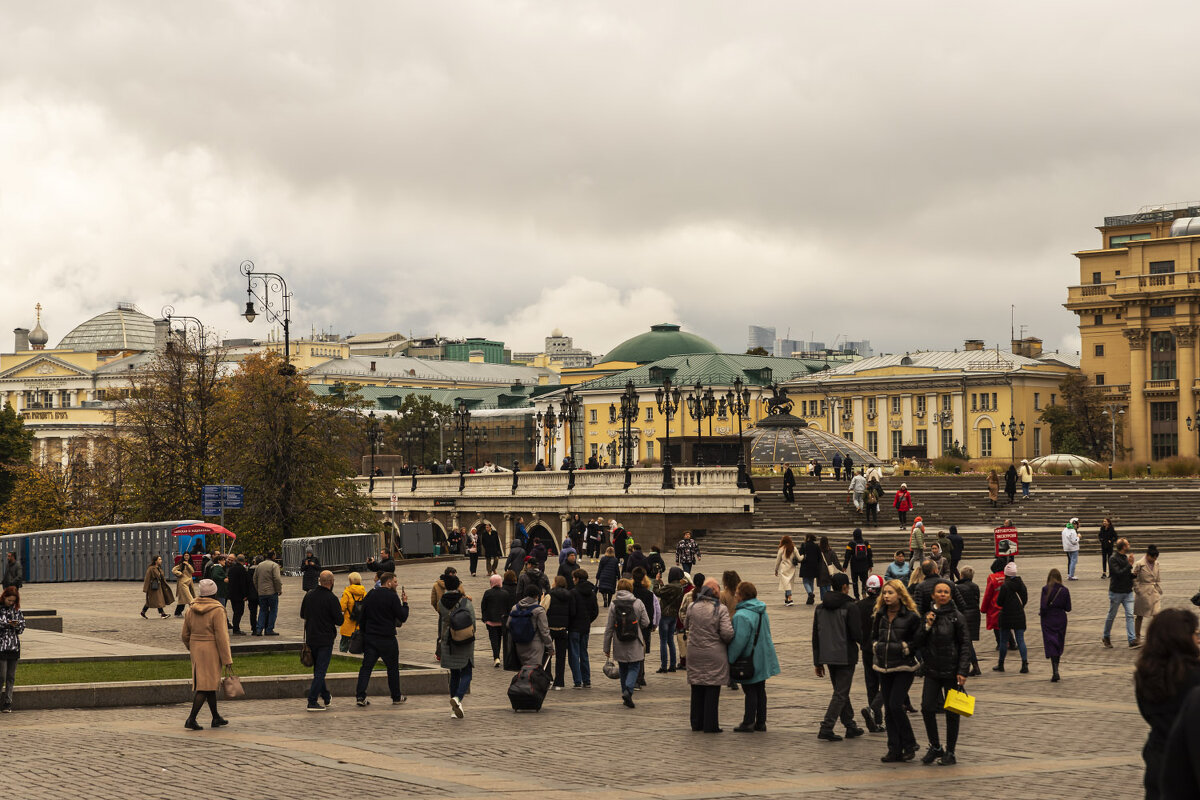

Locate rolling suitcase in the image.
[508,656,552,712]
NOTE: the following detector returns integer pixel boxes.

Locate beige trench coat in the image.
[774,546,800,592]
[1133,557,1162,617]
[172,562,195,606]
[142,565,174,608]
[181,597,233,691]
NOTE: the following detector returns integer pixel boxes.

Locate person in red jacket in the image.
[980,556,1014,653]
[893,484,914,530]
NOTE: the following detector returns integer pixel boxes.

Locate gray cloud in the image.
[2,1,1198,358]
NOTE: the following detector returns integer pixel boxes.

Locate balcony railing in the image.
[1113,271,1200,295]
[1144,379,1179,393]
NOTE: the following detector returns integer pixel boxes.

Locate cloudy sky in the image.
[3,2,1198,359]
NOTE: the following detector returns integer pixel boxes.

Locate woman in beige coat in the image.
[773,536,801,606]
[172,559,195,617]
[141,556,174,619]
[181,578,233,730]
[987,470,1000,507]
[1133,544,1163,642]
[683,579,734,732]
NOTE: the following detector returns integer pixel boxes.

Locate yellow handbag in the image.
[944,688,974,717]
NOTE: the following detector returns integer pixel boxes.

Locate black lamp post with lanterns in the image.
[366,411,381,492]
[454,400,471,492]
[559,387,581,490]
[612,380,640,492]
[655,378,682,489]
[240,259,294,375]
[1000,414,1025,463]
[725,377,752,489]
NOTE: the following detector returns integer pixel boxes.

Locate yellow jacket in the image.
[339,584,367,637]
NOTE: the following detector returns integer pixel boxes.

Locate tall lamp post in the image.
[686,382,707,467]
[1000,414,1025,463]
[161,305,208,352]
[655,378,682,489]
[454,400,471,492]
[367,411,381,492]
[615,380,640,492]
[470,426,488,469]
[538,407,560,468]
[528,424,542,468]
[240,260,294,374]
[1107,404,1127,480]
[559,387,581,489]
[725,377,752,489]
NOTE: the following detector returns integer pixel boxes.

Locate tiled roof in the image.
[575,353,829,392]
[795,349,1063,378]
[303,356,554,386]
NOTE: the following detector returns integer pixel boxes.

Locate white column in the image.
[852,397,864,445]
[901,394,913,444]
[875,395,888,459]
[926,393,939,456]
[952,392,966,452]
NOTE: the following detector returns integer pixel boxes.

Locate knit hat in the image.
[489,574,503,587]
[1004,562,1019,577]
[866,575,882,591]
[444,574,461,591]
[198,578,218,597]
[1069,517,1079,527]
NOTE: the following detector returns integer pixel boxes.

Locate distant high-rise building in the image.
[841,339,874,357]
[747,325,775,352]
[774,337,805,358]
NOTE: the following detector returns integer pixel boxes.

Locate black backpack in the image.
[852,542,870,563]
[446,602,476,643]
[349,597,364,623]
[613,599,639,642]
[509,603,537,644]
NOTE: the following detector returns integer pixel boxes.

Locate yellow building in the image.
[783,341,1079,463]
[1065,203,1200,460]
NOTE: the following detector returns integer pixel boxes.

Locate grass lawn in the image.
[16,653,387,686]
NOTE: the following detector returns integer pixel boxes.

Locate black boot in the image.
[806,593,815,605]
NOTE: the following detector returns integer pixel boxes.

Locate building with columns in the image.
[1065,203,1200,461]
[782,340,1078,463]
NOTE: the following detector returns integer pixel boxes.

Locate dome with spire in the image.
[27,303,48,349]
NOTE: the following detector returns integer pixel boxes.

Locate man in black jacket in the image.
[568,569,600,688]
[366,549,396,578]
[946,526,965,580]
[354,572,411,705]
[842,529,873,599]
[912,560,968,616]
[225,555,252,635]
[1103,538,1137,648]
[481,523,504,576]
[782,465,795,502]
[300,570,343,711]
[812,573,866,741]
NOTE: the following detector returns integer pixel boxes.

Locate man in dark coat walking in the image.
[300,570,343,711]
[226,554,252,635]
[782,465,796,502]
[481,523,504,576]
[812,573,866,741]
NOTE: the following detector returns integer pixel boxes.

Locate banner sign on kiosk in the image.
[994,526,1019,557]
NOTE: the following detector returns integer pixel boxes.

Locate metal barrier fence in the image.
[1,520,202,583]
[281,534,378,574]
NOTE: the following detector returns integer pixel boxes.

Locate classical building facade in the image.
[1064,203,1200,460]
[783,341,1079,463]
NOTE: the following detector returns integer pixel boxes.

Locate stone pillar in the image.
[926,393,939,456]
[852,397,864,446]
[1125,329,1150,462]
[504,513,514,549]
[900,395,913,445]
[875,394,887,459]
[1175,326,1198,457]
[559,513,570,548]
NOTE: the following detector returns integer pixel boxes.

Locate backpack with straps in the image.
[508,603,537,644]
[853,543,869,563]
[613,599,640,642]
[446,602,476,643]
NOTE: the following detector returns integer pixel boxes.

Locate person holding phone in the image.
[0,587,25,713]
[354,573,410,707]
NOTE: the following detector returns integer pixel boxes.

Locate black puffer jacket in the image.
[996,576,1029,630]
[871,607,921,673]
[546,587,571,630]
[568,580,599,634]
[956,579,982,641]
[912,575,968,616]
[480,585,513,625]
[915,603,972,680]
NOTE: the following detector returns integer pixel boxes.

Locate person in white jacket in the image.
[1061,517,1081,581]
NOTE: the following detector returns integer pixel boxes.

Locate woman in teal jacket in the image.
[728,581,781,732]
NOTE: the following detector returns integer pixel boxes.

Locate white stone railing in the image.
[357,466,742,499]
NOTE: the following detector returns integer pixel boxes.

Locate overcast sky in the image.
[3,2,1199,359]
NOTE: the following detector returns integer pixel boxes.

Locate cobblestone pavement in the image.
[10,546,1187,799]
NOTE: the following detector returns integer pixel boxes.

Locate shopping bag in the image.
[603,658,620,680]
[221,666,246,700]
[944,688,974,717]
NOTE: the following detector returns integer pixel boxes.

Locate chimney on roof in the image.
[13,328,29,352]
[154,319,170,353]
[964,339,984,351]
[1010,337,1043,358]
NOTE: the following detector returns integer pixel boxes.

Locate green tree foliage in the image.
[216,352,373,553]
[0,402,33,508]
[381,394,454,471]
[745,346,770,356]
[0,465,68,535]
[116,336,225,520]
[1039,373,1116,460]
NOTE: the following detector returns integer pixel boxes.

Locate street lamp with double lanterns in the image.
[1105,404,1126,480]
[725,377,752,489]
[454,400,471,492]
[558,387,581,489]
[240,260,294,375]
[685,382,709,468]
[1000,415,1025,463]
[655,378,682,489]
[366,411,382,492]
[612,380,640,492]
[469,426,488,470]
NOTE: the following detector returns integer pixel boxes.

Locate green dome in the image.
[602,323,719,365]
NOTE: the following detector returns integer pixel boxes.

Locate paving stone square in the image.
[8,544,1187,799]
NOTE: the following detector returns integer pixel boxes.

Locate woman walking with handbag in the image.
[0,587,25,713]
[816,537,841,601]
[181,579,233,730]
[1134,545,1163,645]
[728,581,780,732]
[994,562,1029,673]
[913,579,971,766]
[142,556,173,619]
[872,579,921,762]
[773,536,801,606]
[798,534,822,605]
[465,527,480,578]
[171,557,195,617]
[1039,569,1071,682]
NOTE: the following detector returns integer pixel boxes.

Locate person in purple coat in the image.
[1039,568,1072,682]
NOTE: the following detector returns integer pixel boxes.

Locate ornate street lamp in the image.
[240,260,294,375]
[161,305,207,353]
[559,387,581,489]
[655,377,682,489]
[686,382,707,467]
[1000,414,1025,463]
[454,400,471,492]
[366,411,381,492]
[618,380,640,492]
[528,423,543,468]
[725,377,752,489]
[1108,404,1127,479]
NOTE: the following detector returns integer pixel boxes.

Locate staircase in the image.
[700,475,1200,559]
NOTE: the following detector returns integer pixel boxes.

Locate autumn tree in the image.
[0,402,33,508]
[116,333,226,520]
[1039,373,1119,460]
[216,352,373,553]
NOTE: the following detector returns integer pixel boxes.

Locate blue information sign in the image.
[201,485,244,516]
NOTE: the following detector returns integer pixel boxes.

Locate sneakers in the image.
[733,723,755,733]
[921,746,945,765]
[306,704,326,712]
[1130,639,1142,648]
[583,682,591,689]
[321,694,331,707]
[552,686,564,691]
[356,699,370,707]
[902,746,918,761]
[862,707,881,733]
[939,751,957,766]
[817,730,843,742]
[450,697,464,719]
[494,658,501,668]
